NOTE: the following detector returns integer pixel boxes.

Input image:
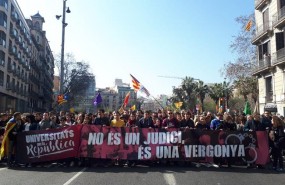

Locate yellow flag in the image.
[130,105,136,111]
[118,106,124,114]
[174,102,183,109]
[245,20,252,31]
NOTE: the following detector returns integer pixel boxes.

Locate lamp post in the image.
[224,77,227,112]
[57,0,71,94]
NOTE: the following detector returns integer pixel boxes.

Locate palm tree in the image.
[195,80,209,112]
[171,76,198,110]
[208,83,224,112]
[223,81,233,110]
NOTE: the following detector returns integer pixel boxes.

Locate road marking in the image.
[163,173,177,185]
[0,168,7,171]
[63,167,87,185]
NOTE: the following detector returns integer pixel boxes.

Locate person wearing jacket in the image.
[269,115,285,172]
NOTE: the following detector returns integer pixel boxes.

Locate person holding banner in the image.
[137,110,154,128]
[0,112,22,167]
[162,111,179,128]
[111,111,125,127]
[39,112,56,130]
[269,116,285,172]
[93,109,110,126]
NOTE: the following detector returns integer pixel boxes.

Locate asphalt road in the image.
[0,164,284,185]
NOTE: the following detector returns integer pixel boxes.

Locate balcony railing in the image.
[252,21,272,44]
[255,0,269,10]
[272,6,285,28]
[272,48,285,66]
[252,58,271,75]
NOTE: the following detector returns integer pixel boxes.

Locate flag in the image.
[123,92,130,107]
[94,93,103,106]
[244,101,252,115]
[130,74,150,97]
[130,74,140,92]
[0,120,16,160]
[57,94,67,105]
[118,106,124,114]
[130,105,136,111]
[174,102,183,109]
[245,20,252,31]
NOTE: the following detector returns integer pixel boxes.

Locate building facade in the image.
[253,0,285,116]
[96,79,137,112]
[0,0,54,113]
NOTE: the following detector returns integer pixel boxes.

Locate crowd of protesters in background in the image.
[0,109,284,171]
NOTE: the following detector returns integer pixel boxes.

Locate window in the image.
[0,70,3,86]
[6,74,10,84]
[258,42,269,60]
[0,11,7,28]
[0,50,4,66]
[275,32,284,51]
[35,21,40,29]
[0,0,8,10]
[0,30,6,47]
[266,76,273,101]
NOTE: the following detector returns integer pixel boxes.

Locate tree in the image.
[208,83,224,112]
[171,76,199,110]
[222,13,256,81]
[195,80,209,111]
[54,53,95,109]
[222,13,259,113]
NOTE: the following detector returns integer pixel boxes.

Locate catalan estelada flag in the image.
[245,20,252,31]
[130,74,150,97]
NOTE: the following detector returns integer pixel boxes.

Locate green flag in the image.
[244,101,252,115]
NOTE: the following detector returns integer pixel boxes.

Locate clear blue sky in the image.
[17,0,253,97]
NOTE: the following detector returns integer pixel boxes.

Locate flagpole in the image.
[150,95,164,110]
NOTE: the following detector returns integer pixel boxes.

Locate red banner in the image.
[16,125,82,163]
[80,125,270,165]
[14,125,270,165]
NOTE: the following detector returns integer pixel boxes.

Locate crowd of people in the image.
[0,109,284,171]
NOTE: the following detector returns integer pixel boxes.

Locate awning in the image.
[264,103,278,112]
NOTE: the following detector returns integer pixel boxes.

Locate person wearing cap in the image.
[0,112,22,167]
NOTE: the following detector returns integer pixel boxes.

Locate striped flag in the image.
[130,74,150,97]
[123,91,131,107]
[245,20,252,31]
[130,74,140,92]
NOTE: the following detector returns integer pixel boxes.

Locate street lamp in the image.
[224,77,227,112]
[56,0,71,94]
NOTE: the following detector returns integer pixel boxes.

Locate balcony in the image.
[7,65,16,73]
[255,0,269,10]
[273,7,285,29]
[15,36,22,44]
[11,84,16,92]
[271,48,285,66]
[252,58,272,75]
[11,12,18,22]
[252,21,272,45]
[10,29,17,38]
[6,83,11,90]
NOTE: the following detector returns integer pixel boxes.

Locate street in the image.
[0,164,284,185]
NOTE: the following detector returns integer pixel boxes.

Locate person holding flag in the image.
[0,112,22,167]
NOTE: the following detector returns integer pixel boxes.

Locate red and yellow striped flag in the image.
[245,20,252,31]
